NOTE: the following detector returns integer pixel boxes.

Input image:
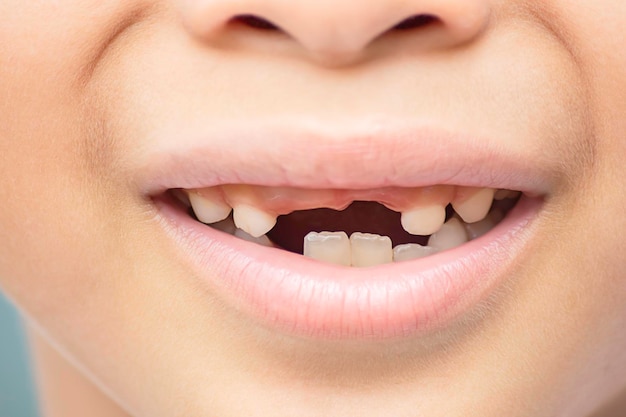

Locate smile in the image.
[177,185,522,266]
[143,120,549,340]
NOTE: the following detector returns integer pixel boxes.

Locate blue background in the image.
[0,292,39,417]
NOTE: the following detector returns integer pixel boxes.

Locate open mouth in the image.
[171,185,522,267]
[144,122,548,339]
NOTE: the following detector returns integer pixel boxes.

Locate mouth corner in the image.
[141,121,551,340]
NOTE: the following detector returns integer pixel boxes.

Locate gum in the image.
[193,184,461,216]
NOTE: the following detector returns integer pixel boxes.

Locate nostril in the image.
[231,14,281,31]
[392,14,439,31]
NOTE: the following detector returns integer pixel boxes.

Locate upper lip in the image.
[136,117,555,195]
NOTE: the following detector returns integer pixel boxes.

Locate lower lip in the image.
[154,195,541,340]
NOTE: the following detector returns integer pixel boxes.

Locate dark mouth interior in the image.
[181,193,520,254]
[267,201,446,253]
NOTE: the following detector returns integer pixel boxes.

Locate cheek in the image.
[0,1,132,312]
[0,123,106,319]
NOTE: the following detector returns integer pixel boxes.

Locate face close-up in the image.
[0,0,625,416]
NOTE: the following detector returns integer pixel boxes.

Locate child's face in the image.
[1,1,625,416]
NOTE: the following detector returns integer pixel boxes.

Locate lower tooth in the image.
[234,228,273,247]
[350,232,393,267]
[393,244,438,262]
[464,209,504,240]
[427,217,468,251]
[303,232,351,266]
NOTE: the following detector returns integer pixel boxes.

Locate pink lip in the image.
[155,193,540,339]
[141,121,550,339]
[137,119,554,193]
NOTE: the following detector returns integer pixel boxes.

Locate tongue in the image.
[267,201,431,254]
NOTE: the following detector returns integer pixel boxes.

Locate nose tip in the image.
[182,0,492,66]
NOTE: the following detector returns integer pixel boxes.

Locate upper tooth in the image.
[428,217,468,251]
[464,209,504,240]
[233,204,277,238]
[234,228,274,247]
[400,204,447,236]
[188,190,232,224]
[393,244,438,262]
[350,232,393,267]
[303,231,351,266]
[452,188,495,223]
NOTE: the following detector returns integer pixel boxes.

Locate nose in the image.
[181,0,492,66]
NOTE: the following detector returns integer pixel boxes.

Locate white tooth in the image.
[188,191,232,224]
[428,218,468,251]
[350,232,393,267]
[465,208,506,240]
[452,188,495,223]
[400,205,447,236]
[303,232,351,266]
[393,244,438,262]
[234,228,273,247]
[233,204,277,238]
[464,216,495,240]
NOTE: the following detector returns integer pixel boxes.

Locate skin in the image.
[0,0,625,416]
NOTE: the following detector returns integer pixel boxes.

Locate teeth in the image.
[463,216,495,240]
[428,217,468,251]
[303,232,351,266]
[464,209,504,240]
[233,204,277,238]
[452,188,495,223]
[187,184,516,266]
[400,204,447,236]
[188,190,232,224]
[350,233,393,267]
[234,228,274,247]
[393,244,438,262]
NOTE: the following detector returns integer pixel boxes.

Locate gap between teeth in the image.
[197,213,501,267]
[184,186,519,267]
[187,186,508,237]
[303,209,507,267]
